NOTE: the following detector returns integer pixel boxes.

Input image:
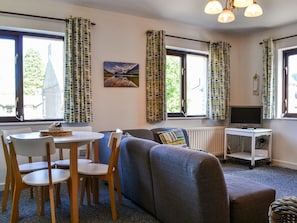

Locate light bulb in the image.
[218,9,235,23]
[233,0,253,8]
[244,2,263,17]
[204,0,223,14]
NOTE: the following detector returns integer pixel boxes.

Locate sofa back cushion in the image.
[98,131,113,164]
[150,145,230,223]
[123,129,155,141]
[98,129,154,163]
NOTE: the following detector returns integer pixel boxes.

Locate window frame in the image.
[0,29,64,123]
[166,48,208,118]
[282,47,297,118]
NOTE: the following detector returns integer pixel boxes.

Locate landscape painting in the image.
[104,61,139,87]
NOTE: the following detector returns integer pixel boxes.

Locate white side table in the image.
[224,128,272,169]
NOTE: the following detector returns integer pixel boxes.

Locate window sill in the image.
[0,121,64,127]
[167,116,207,120]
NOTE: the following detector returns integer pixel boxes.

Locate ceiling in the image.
[54,0,297,33]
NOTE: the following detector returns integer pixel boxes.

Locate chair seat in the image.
[19,161,55,173]
[78,163,108,175]
[23,169,70,186]
[55,158,92,167]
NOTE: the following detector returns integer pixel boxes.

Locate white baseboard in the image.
[271,159,297,170]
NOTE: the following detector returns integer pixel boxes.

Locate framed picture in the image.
[104,61,139,87]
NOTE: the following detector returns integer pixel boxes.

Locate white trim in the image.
[271,159,297,170]
[166,45,208,55]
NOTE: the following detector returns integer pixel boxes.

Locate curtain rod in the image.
[0,10,96,26]
[165,34,210,44]
[259,34,297,45]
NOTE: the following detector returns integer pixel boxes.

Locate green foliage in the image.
[23,48,44,95]
[166,55,181,113]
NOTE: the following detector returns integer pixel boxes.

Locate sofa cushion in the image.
[98,131,113,164]
[224,174,276,223]
[151,127,190,147]
[156,128,187,148]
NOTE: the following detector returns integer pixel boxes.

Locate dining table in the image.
[8,130,104,223]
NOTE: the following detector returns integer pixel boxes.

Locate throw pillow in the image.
[158,129,187,148]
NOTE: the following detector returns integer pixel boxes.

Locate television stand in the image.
[224,128,272,169]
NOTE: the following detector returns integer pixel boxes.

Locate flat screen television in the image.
[229,105,263,129]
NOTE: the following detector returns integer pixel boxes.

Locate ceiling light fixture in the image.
[204,0,263,23]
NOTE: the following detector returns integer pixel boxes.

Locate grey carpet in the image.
[0,182,159,223]
[222,161,297,199]
[1,161,297,222]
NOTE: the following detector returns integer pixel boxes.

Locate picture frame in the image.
[104,61,139,87]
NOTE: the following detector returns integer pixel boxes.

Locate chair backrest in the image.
[107,132,123,173]
[2,127,32,146]
[108,130,122,149]
[9,135,56,186]
[1,127,33,166]
[1,135,10,171]
[9,135,56,157]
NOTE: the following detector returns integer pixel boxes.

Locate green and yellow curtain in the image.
[145,30,166,123]
[208,41,231,120]
[262,38,275,119]
[64,17,93,123]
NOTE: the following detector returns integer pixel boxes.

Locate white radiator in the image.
[186,127,225,155]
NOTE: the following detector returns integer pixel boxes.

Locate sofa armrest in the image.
[119,136,159,215]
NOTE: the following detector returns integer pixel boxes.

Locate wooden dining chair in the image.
[9,135,70,223]
[1,128,53,213]
[78,131,123,221]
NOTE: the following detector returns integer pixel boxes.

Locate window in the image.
[0,30,64,122]
[282,48,297,118]
[166,49,208,117]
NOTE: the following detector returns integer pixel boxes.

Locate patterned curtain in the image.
[262,38,275,119]
[207,42,231,120]
[64,17,93,123]
[145,30,166,122]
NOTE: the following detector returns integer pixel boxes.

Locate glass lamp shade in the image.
[204,0,223,14]
[218,9,235,23]
[244,2,263,17]
[233,0,253,8]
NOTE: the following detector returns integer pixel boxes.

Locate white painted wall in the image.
[0,0,232,132]
[235,23,297,169]
[0,0,297,192]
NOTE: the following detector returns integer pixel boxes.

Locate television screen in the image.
[229,106,263,128]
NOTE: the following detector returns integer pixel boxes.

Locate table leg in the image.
[70,143,79,223]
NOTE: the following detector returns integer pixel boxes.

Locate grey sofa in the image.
[98,128,276,223]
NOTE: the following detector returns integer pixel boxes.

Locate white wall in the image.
[1,0,297,192]
[1,0,233,131]
[235,23,297,169]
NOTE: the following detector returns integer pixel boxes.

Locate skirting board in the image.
[272,159,297,170]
